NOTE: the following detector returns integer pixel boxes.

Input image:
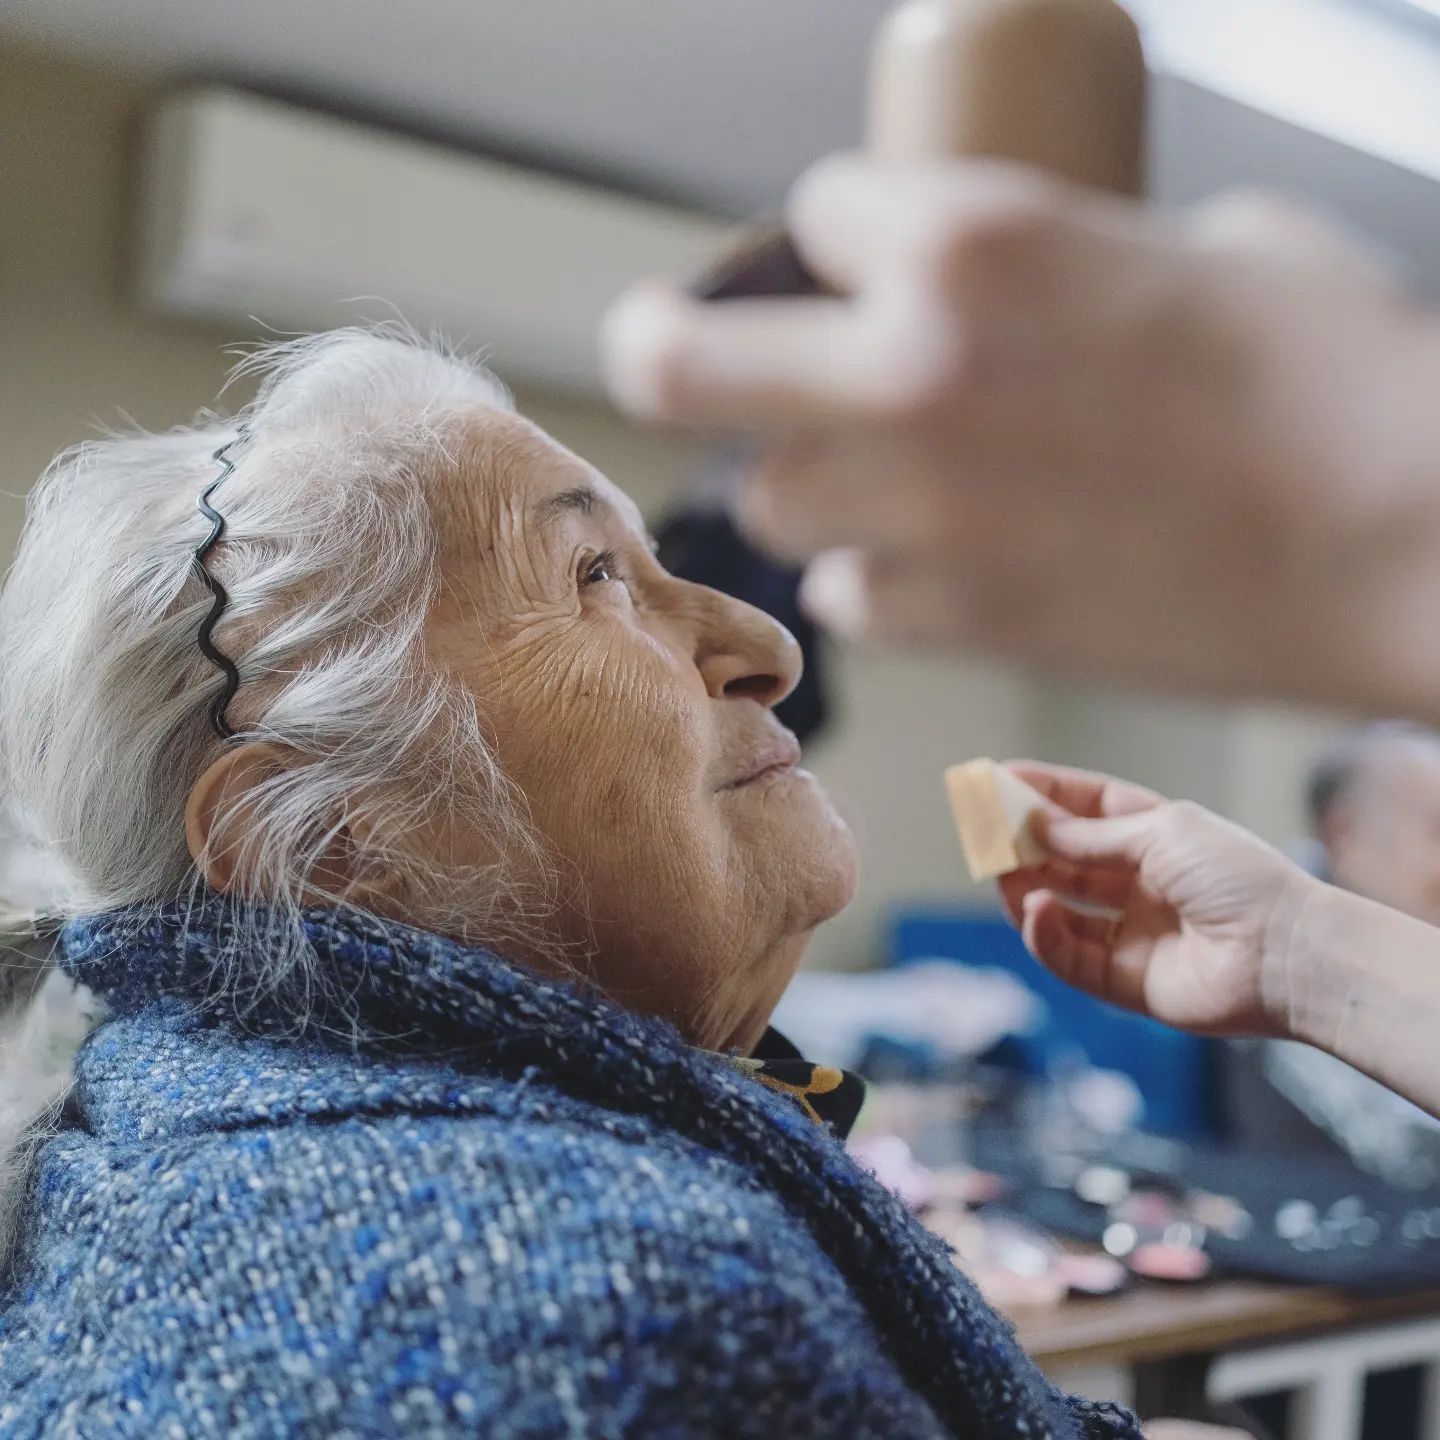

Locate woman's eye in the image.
[580,550,623,588]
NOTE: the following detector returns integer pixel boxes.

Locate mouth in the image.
[724,733,804,789]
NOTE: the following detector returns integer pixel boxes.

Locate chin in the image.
[820,813,861,917]
[722,768,860,931]
[782,786,861,930]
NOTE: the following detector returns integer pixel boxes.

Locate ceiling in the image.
[0,0,899,216]
[8,0,1440,266]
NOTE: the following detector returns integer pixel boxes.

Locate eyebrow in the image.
[534,486,607,524]
[532,483,660,554]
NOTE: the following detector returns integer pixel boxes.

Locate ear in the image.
[185,742,401,908]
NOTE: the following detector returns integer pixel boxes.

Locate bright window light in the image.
[1389,0,1440,20]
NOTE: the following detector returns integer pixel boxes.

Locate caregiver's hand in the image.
[1001,761,1440,1122]
[603,156,1440,719]
[995,762,1313,1039]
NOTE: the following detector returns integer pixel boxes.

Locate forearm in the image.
[1279,880,1440,1119]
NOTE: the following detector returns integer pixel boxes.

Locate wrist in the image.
[1259,873,1347,1046]
[1249,860,1440,1116]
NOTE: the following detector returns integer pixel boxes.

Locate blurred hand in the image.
[995,762,1317,1039]
[604,156,1440,715]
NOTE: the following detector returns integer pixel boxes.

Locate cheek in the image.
[482,625,711,850]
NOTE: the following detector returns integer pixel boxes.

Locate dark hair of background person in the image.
[1306,721,1440,836]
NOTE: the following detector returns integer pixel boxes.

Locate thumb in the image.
[1040,809,1160,867]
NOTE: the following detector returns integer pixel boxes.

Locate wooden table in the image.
[1009,1279,1440,1434]
[1016,1278,1440,1370]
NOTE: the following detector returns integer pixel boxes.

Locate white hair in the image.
[0,325,561,1262]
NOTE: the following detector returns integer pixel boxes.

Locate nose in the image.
[689,583,802,708]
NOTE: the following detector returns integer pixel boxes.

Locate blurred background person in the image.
[1251,725,1440,1189]
[1303,722,1440,923]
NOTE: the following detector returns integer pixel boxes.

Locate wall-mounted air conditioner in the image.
[137,0,1440,397]
[135,87,734,394]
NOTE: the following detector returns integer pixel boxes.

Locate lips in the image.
[725,732,802,789]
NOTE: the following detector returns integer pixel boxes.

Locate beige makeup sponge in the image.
[945,758,1049,881]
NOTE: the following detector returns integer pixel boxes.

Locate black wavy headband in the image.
[193,426,247,740]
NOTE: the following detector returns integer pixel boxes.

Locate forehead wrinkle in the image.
[430,411,653,623]
[432,416,544,572]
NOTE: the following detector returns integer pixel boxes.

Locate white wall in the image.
[1031,680,1232,811]
[805,656,1041,968]
[0,47,699,547]
[1225,706,1349,846]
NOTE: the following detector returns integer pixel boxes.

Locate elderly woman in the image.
[0,330,1137,1439]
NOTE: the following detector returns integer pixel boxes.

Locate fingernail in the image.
[801,548,868,635]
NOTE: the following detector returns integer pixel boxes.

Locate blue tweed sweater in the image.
[0,900,1141,1439]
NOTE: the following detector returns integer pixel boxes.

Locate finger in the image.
[1002,760,1164,820]
[1021,891,1117,999]
[785,153,897,292]
[798,541,1074,653]
[1192,189,1397,290]
[998,862,1133,927]
[744,420,1092,567]
[997,872,1029,928]
[1038,810,1163,868]
[786,154,966,291]
[1020,893,1122,947]
[798,528,1233,695]
[600,283,920,429]
[787,153,1078,293]
[1022,892,1154,1016]
[737,432,970,564]
[797,538,1066,654]
[1001,869,1121,929]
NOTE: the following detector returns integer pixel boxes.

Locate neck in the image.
[707,930,811,1055]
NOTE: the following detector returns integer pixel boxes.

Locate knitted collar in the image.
[58,896,1135,1439]
[59,897,863,1137]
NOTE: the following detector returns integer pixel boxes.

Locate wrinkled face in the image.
[426,409,857,1051]
[1327,740,1440,929]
